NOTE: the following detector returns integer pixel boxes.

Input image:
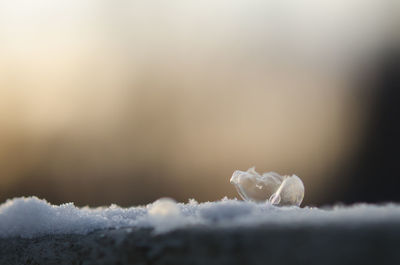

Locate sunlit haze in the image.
[0,0,398,206]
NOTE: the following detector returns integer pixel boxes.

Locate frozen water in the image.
[147,198,185,233]
[2,196,400,238]
[230,168,304,206]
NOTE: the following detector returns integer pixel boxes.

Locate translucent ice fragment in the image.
[230,167,304,206]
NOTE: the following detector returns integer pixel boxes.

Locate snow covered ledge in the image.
[1,197,400,264]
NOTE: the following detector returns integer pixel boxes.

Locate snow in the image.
[147,198,186,233]
[1,196,400,238]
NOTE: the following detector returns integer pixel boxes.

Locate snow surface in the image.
[1,196,400,238]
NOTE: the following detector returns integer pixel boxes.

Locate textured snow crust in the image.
[1,196,399,238]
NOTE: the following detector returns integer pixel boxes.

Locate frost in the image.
[1,196,400,238]
[230,168,304,206]
[147,198,184,233]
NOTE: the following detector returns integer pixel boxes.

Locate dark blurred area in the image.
[338,46,400,204]
[0,1,399,206]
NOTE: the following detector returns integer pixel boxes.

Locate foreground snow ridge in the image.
[1,197,400,238]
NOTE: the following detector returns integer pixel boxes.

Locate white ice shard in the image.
[230,167,304,206]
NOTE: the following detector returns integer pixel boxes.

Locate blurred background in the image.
[0,0,399,206]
